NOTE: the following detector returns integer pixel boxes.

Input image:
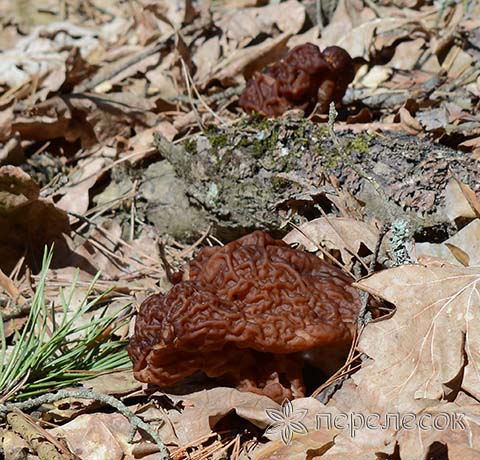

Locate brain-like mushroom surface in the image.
[239,43,355,117]
[128,231,361,402]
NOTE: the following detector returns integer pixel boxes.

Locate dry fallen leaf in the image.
[397,107,423,135]
[125,123,178,165]
[415,219,480,267]
[0,22,100,89]
[283,217,378,267]
[1,430,30,460]
[251,397,341,459]
[217,0,306,48]
[50,412,166,460]
[10,92,157,148]
[0,165,70,273]
[56,155,108,216]
[388,38,425,70]
[455,180,480,218]
[80,370,142,396]
[459,136,480,159]
[396,400,480,460]
[354,264,480,413]
[206,32,291,85]
[444,179,480,221]
[253,430,337,460]
[163,387,277,445]
[252,383,397,460]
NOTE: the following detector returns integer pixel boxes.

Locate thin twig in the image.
[0,389,170,460]
[288,221,352,274]
[179,58,204,130]
[180,57,228,127]
[177,225,211,259]
[130,179,138,241]
[356,223,388,328]
[77,36,172,92]
[316,207,370,273]
[68,211,161,267]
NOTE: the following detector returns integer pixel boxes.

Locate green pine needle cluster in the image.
[0,248,131,402]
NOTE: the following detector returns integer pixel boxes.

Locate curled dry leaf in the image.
[9,92,157,147]
[217,0,306,47]
[0,107,14,144]
[416,219,480,267]
[388,38,425,71]
[455,180,480,218]
[459,136,480,159]
[0,133,24,166]
[50,413,143,460]
[284,217,379,268]
[354,264,480,412]
[397,107,423,135]
[444,179,480,221]
[125,123,178,165]
[318,0,374,55]
[0,166,70,274]
[206,32,292,86]
[163,387,278,445]
[56,156,108,216]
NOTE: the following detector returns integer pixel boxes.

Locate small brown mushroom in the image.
[239,43,355,117]
[128,231,361,402]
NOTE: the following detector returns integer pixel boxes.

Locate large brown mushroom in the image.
[239,43,355,117]
[128,231,361,402]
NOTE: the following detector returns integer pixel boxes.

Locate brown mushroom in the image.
[239,43,355,117]
[128,231,361,402]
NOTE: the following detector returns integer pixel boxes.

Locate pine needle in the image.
[0,247,131,401]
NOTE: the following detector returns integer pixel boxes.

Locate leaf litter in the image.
[0,0,480,458]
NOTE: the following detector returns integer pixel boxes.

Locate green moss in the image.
[252,130,280,157]
[169,116,387,235]
[207,130,229,149]
[184,138,197,154]
[317,125,329,137]
[317,146,340,168]
[347,134,370,155]
[271,176,289,191]
[202,118,283,159]
[195,117,373,179]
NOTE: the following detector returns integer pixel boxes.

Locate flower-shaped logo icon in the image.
[265,399,308,445]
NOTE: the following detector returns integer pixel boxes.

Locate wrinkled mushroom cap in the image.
[128,231,361,401]
[239,43,355,117]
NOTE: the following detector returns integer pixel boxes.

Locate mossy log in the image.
[149,118,478,240]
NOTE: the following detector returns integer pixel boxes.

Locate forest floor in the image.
[0,0,480,459]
